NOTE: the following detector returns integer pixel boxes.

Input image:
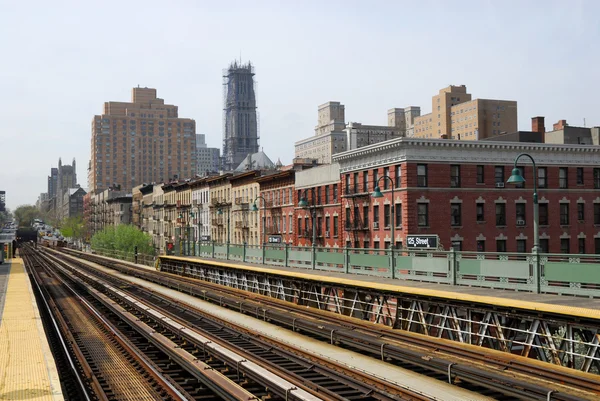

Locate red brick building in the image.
[256,170,296,244]
[333,138,600,253]
[294,164,343,247]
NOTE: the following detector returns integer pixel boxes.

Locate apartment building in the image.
[333,137,600,253]
[413,85,517,140]
[229,171,261,245]
[207,174,232,243]
[90,87,196,193]
[256,170,297,245]
[294,164,343,247]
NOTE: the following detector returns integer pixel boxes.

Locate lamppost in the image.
[371,175,396,279]
[189,211,196,256]
[507,153,540,293]
[251,195,267,246]
[507,153,540,252]
[178,212,184,255]
[298,188,317,246]
[217,207,230,245]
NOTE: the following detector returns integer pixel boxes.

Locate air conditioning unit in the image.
[516,220,526,226]
[495,182,505,188]
[325,231,330,238]
[373,222,379,229]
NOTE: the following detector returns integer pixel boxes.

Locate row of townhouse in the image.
[87,138,600,255]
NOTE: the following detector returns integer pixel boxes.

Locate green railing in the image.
[92,247,156,267]
[178,242,600,297]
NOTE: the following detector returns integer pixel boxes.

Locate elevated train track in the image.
[58,248,600,401]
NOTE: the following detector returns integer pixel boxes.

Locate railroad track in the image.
[38,246,437,401]
[60,248,600,401]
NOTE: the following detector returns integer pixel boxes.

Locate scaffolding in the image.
[222,61,260,171]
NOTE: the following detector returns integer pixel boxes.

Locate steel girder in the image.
[163,259,600,374]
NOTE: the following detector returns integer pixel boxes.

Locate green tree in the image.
[13,205,42,227]
[60,216,85,240]
[91,224,154,255]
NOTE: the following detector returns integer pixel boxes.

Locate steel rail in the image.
[60,249,599,401]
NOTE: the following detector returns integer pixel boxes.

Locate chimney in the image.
[531,116,545,134]
[553,119,567,131]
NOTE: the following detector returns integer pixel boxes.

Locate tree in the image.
[13,205,42,227]
[60,216,85,240]
[91,224,154,255]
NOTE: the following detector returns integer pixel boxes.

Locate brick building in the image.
[334,138,600,253]
[256,170,296,244]
[294,164,343,247]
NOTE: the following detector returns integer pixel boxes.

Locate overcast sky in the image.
[0,0,599,210]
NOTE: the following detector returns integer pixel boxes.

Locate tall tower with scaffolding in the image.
[222,60,260,171]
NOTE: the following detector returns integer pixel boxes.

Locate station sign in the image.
[200,235,211,242]
[268,235,283,244]
[406,235,439,249]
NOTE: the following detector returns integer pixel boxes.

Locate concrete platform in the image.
[0,259,63,401]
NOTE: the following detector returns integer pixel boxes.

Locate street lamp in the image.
[298,189,317,246]
[507,153,540,253]
[217,207,230,245]
[189,211,196,256]
[371,175,396,279]
[251,195,267,246]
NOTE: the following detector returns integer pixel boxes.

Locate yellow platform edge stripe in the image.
[160,255,600,321]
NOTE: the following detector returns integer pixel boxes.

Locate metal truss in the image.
[163,259,600,374]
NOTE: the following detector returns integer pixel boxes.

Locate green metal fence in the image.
[183,242,600,297]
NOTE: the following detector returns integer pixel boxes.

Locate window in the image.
[595,168,600,189]
[560,238,570,254]
[451,203,461,226]
[345,208,351,230]
[373,169,379,191]
[325,216,330,234]
[517,239,527,253]
[363,205,369,227]
[578,203,585,221]
[595,204,600,224]
[596,238,600,254]
[395,204,402,227]
[345,174,351,194]
[559,167,568,189]
[495,203,506,226]
[538,167,547,188]
[477,240,485,252]
[476,165,484,184]
[297,217,302,235]
[384,205,391,228]
[540,239,549,253]
[577,167,584,185]
[417,203,428,227]
[363,171,368,193]
[579,238,586,254]
[317,187,321,204]
[353,172,359,194]
[560,203,570,225]
[383,167,390,190]
[373,205,380,225]
[417,164,428,187]
[475,203,485,223]
[333,184,338,202]
[325,186,329,204]
[451,241,462,251]
[539,203,549,225]
[496,239,507,253]
[333,216,338,237]
[450,165,460,188]
[516,203,526,225]
[373,240,380,250]
[495,166,504,183]
[395,165,401,188]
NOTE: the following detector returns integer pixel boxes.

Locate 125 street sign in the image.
[406,235,439,249]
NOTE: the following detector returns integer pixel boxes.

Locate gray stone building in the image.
[222,61,259,170]
[195,134,221,176]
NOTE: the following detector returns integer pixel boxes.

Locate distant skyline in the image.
[1,0,599,209]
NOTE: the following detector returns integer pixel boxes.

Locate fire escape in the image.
[342,186,370,247]
[235,197,250,243]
